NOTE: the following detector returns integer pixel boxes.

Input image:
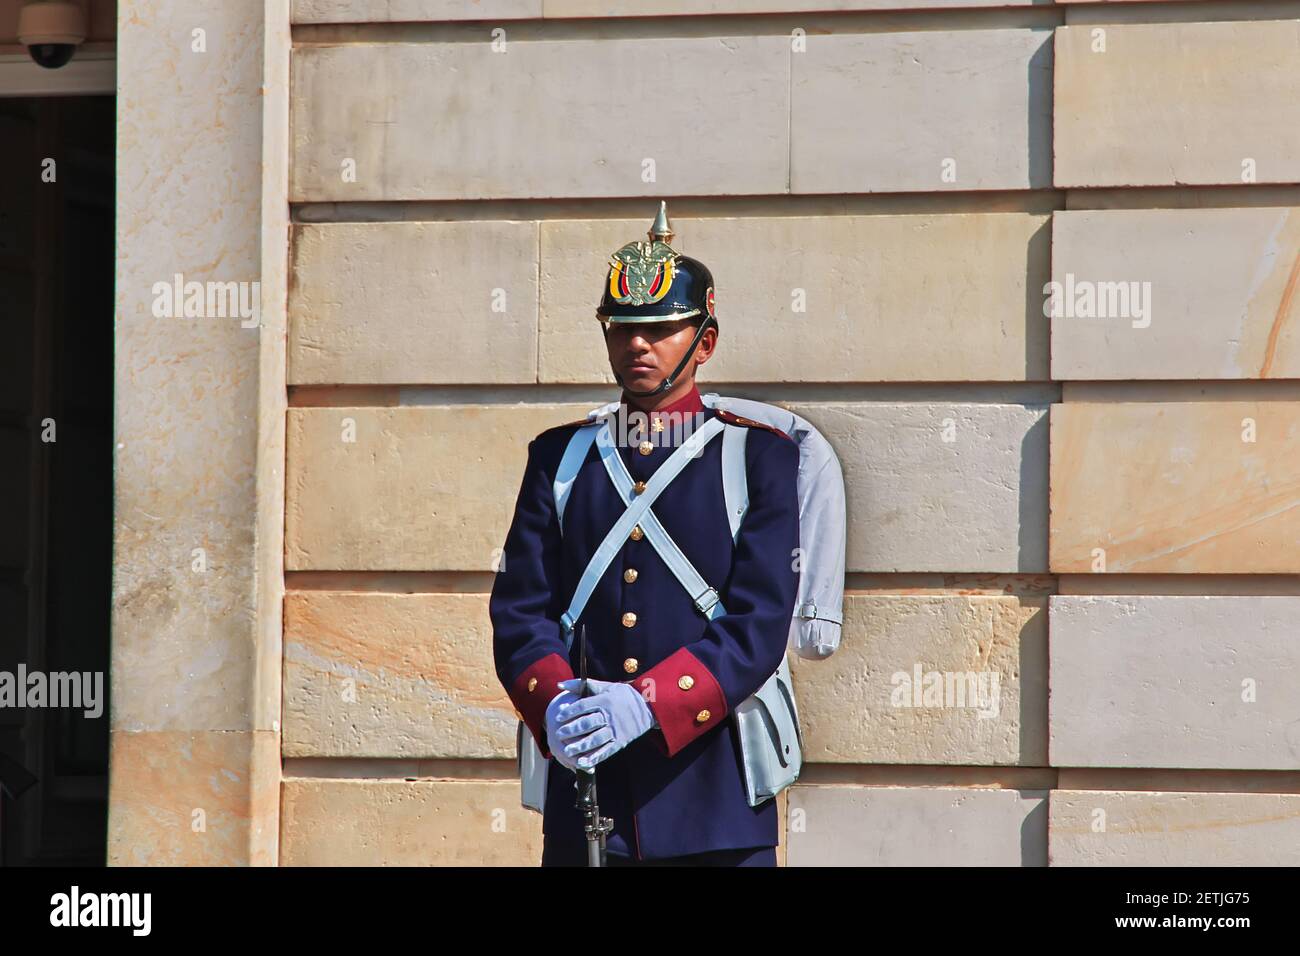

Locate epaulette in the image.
[715,408,793,440]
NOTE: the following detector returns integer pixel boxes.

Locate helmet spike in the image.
[647,201,674,245]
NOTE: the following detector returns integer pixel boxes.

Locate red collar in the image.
[620,384,705,418]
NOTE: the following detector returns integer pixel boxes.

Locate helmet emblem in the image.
[607,240,676,306]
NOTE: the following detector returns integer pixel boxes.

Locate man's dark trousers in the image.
[541,839,777,867]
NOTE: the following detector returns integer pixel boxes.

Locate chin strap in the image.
[611,317,716,398]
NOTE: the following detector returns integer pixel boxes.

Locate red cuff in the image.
[632,647,727,758]
[508,652,575,759]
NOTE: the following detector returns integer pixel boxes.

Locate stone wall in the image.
[278,0,1300,865]
[110,0,288,865]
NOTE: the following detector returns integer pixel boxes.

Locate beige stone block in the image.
[288,401,1048,573]
[286,404,588,570]
[547,0,1036,12]
[290,222,539,385]
[111,0,287,867]
[792,594,1046,765]
[1050,402,1300,573]
[284,590,1049,763]
[791,29,1052,194]
[1054,21,1300,187]
[292,0,1047,17]
[283,591,515,758]
[802,402,1049,573]
[291,38,790,201]
[112,544,264,730]
[1049,596,1300,769]
[280,778,543,865]
[1050,208,1300,380]
[787,785,1047,865]
[107,730,280,866]
[292,0,540,20]
[1064,1,1300,24]
[1050,790,1300,866]
[113,0,283,737]
[541,214,1050,384]
[590,0,1034,9]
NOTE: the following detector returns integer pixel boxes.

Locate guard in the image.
[489,204,801,866]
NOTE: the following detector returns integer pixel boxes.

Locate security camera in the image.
[17,1,87,70]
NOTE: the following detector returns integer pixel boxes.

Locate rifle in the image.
[575,625,613,866]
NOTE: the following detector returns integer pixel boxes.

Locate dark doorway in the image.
[0,94,114,865]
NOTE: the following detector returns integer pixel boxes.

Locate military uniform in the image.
[489,205,802,865]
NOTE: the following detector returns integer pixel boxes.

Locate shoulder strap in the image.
[720,423,749,542]
[553,423,600,533]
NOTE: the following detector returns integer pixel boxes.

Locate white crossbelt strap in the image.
[578,400,750,540]
[553,423,600,533]
[597,428,733,622]
[720,423,749,541]
[559,416,725,639]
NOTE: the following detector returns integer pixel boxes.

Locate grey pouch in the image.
[732,654,803,807]
[518,720,548,814]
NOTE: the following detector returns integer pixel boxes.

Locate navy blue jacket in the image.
[489,385,801,860]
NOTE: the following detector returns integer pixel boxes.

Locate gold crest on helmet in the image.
[607,239,677,306]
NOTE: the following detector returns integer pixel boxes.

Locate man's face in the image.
[602,318,716,393]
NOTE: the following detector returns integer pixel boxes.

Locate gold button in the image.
[622,611,638,628]
[695,709,711,723]
[629,525,644,541]
[633,480,647,495]
[624,568,638,583]
[678,675,694,691]
[638,440,653,456]
[651,418,665,433]
[623,658,639,674]
[527,677,538,693]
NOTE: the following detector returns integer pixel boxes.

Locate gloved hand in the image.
[543,686,583,773]
[551,678,655,771]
